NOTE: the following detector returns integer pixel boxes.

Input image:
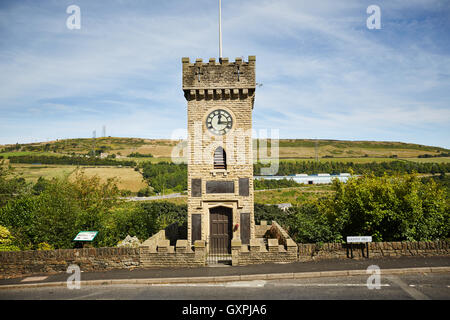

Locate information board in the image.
[73,231,98,242]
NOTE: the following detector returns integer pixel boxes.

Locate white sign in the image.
[74,231,98,241]
[347,236,372,243]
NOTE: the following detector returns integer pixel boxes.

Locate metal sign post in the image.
[346,236,372,258]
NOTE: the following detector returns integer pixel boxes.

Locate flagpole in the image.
[219,0,223,61]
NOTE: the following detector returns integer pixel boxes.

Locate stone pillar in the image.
[249,238,261,252]
[268,239,279,252]
[231,239,242,266]
[194,240,206,262]
[176,240,189,253]
[286,239,298,259]
[157,240,170,253]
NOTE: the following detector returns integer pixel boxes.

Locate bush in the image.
[0,225,20,251]
[37,242,54,250]
[97,201,187,246]
[137,186,154,197]
[0,170,122,249]
[321,173,449,241]
[289,202,341,243]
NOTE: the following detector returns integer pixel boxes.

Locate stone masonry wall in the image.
[140,240,206,268]
[255,221,271,238]
[298,240,450,261]
[1,239,448,279]
[231,238,298,266]
[0,240,206,279]
[0,247,140,279]
[232,220,298,266]
[266,221,292,246]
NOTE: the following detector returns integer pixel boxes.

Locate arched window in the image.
[214,147,226,170]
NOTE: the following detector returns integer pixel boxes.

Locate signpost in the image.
[73,231,98,248]
[346,236,372,258]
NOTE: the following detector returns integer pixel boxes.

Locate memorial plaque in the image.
[191,178,202,197]
[239,178,249,196]
[192,214,202,244]
[240,212,250,245]
[206,180,234,194]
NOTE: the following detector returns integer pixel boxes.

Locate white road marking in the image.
[21,276,49,282]
[269,283,390,287]
[151,280,267,288]
[225,280,266,288]
[387,276,431,300]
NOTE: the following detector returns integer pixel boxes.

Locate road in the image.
[1,272,448,300]
[122,193,184,201]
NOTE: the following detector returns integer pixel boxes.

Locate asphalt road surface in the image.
[1,272,448,300]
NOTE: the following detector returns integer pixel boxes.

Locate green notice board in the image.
[73,231,98,242]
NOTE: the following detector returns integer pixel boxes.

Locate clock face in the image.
[206,109,233,135]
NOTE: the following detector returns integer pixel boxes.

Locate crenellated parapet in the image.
[182,56,256,100]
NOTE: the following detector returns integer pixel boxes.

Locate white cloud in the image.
[0,0,449,148]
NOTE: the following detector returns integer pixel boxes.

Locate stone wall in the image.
[0,247,140,279]
[231,238,298,266]
[141,229,166,249]
[255,221,271,238]
[298,240,450,261]
[266,221,292,246]
[231,220,298,266]
[0,240,206,279]
[140,240,206,268]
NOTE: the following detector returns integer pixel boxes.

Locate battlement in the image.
[182,56,256,92]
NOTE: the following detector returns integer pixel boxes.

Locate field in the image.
[8,164,76,182]
[7,164,148,192]
[71,167,148,192]
[254,185,334,206]
[277,157,397,163]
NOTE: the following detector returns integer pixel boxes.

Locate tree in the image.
[0,161,30,207]
[0,170,123,249]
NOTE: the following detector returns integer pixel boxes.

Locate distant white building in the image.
[277,203,292,211]
[255,173,352,185]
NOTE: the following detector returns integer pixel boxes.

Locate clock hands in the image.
[217,114,226,125]
[217,114,229,125]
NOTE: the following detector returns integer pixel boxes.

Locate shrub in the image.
[0,225,20,251]
[289,202,341,243]
[321,173,449,241]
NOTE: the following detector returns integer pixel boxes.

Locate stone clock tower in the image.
[182,56,256,254]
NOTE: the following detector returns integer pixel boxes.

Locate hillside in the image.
[1,137,448,160]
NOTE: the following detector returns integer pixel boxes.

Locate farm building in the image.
[254,173,352,185]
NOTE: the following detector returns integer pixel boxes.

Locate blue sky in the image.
[0,0,449,148]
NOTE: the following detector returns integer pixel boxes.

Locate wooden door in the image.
[209,206,232,254]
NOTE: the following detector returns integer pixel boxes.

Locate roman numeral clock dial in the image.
[206,109,233,135]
